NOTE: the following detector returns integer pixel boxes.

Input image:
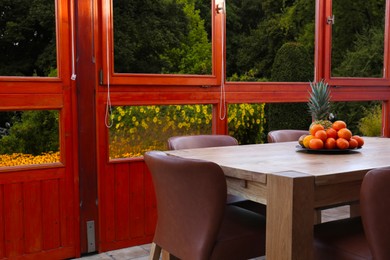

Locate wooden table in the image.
[165,137,390,260]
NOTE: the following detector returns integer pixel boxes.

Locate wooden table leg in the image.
[266,172,315,260]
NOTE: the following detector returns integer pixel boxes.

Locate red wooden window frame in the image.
[321,0,390,87]
[100,0,222,86]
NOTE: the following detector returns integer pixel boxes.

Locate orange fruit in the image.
[332,120,347,131]
[337,128,352,140]
[314,130,327,142]
[336,138,349,150]
[326,128,338,139]
[351,135,364,148]
[310,124,324,136]
[303,135,315,148]
[349,138,358,149]
[309,138,324,150]
[324,137,337,149]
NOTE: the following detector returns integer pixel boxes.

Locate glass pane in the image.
[0,110,60,167]
[0,1,57,77]
[266,102,312,133]
[112,0,212,75]
[226,0,315,82]
[227,103,267,144]
[109,104,212,159]
[331,101,382,136]
[331,0,385,77]
[227,101,382,145]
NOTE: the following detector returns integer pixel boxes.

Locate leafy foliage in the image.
[267,42,313,131]
[0,0,56,76]
[359,103,382,136]
[0,111,59,155]
[113,0,211,74]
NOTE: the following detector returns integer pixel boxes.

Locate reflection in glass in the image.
[226,0,315,82]
[0,110,60,167]
[0,1,57,77]
[113,0,212,75]
[331,0,385,78]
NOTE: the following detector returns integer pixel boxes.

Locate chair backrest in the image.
[360,166,390,260]
[144,151,227,260]
[267,129,309,143]
[168,134,238,150]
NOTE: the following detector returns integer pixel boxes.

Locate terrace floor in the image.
[72,205,350,260]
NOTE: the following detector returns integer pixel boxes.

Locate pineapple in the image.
[308,79,333,129]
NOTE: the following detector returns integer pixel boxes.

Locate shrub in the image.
[359,104,382,136]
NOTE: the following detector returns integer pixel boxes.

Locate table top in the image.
[166,137,390,186]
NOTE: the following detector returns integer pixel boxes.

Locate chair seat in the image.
[314,217,371,260]
[210,205,266,260]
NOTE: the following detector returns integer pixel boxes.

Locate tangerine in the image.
[349,138,358,149]
[336,138,349,150]
[324,138,337,149]
[310,124,325,136]
[338,128,352,140]
[352,135,364,147]
[332,120,347,131]
[309,138,324,150]
[314,130,327,142]
[303,135,315,148]
[326,128,338,139]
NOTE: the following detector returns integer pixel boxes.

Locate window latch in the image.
[327,15,335,25]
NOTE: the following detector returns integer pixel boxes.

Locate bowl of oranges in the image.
[297,120,364,153]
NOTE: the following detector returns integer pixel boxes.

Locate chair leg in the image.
[149,242,162,260]
[161,250,180,260]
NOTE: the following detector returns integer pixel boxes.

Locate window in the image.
[0,110,60,168]
[330,0,386,78]
[0,0,57,77]
[109,104,212,159]
[225,0,315,82]
[106,0,218,85]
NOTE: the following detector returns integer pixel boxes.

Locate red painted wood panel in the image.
[101,164,116,245]
[0,186,4,258]
[42,179,61,250]
[99,160,157,252]
[115,163,131,240]
[23,181,43,253]
[144,163,157,236]
[4,183,24,257]
[129,161,145,238]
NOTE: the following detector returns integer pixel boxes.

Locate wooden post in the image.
[266,171,315,260]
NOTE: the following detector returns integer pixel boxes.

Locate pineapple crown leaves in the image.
[308,79,331,120]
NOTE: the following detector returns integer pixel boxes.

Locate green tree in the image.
[113,0,211,74]
[160,0,211,74]
[0,0,56,76]
[331,0,385,76]
[0,111,59,155]
[333,26,384,77]
[267,42,313,132]
[226,0,315,80]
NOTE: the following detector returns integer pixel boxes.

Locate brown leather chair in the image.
[360,166,390,259]
[267,129,309,143]
[168,134,239,150]
[168,135,265,213]
[314,166,390,260]
[144,151,266,260]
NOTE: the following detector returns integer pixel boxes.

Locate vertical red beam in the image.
[76,0,99,253]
